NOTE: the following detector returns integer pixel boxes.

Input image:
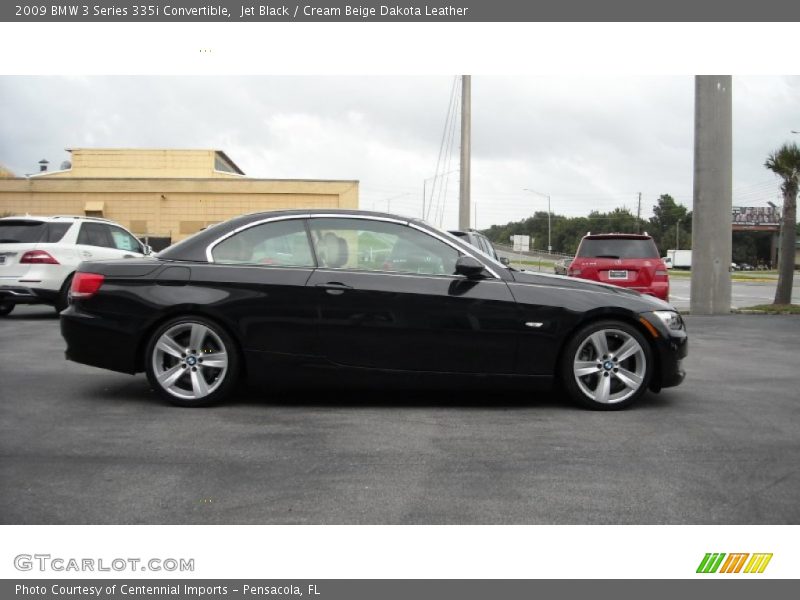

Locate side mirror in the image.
[500,257,510,266]
[455,255,486,279]
[142,244,152,256]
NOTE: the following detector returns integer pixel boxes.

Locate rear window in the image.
[577,238,659,259]
[0,220,46,243]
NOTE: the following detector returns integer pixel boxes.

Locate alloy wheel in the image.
[151,322,229,401]
[572,328,646,404]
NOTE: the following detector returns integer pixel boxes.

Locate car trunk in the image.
[0,221,48,279]
[578,258,656,289]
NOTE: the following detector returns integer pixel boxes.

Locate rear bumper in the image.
[571,275,669,301]
[0,286,57,305]
[636,282,669,301]
[60,304,141,374]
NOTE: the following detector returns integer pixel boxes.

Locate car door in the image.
[75,222,142,262]
[306,216,519,374]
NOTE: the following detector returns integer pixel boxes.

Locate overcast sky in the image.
[1,75,797,230]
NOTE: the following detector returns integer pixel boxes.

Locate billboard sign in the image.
[732,206,780,227]
[511,234,531,252]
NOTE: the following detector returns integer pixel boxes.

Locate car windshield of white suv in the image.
[0,220,46,243]
[577,238,660,259]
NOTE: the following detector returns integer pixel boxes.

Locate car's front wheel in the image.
[0,302,14,317]
[560,319,653,410]
[145,316,240,407]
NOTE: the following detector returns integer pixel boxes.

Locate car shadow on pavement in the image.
[76,377,678,412]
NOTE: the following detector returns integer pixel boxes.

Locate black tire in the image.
[559,319,653,410]
[54,274,74,314]
[0,302,14,317]
[145,315,240,407]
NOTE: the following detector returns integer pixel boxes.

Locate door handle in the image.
[316,282,353,295]
[81,251,93,258]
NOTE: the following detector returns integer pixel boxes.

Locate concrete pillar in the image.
[690,76,732,314]
[459,75,471,230]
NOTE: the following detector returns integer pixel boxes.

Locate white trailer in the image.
[663,249,692,269]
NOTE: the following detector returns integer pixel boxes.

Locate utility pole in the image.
[459,75,471,230]
[636,192,642,233]
[523,188,552,253]
[676,220,680,250]
[690,75,732,315]
[422,179,426,220]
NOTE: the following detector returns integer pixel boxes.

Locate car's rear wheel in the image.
[0,302,14,317]
[145,316,239,407]
[54,274,73,314]
[560,320,653,410]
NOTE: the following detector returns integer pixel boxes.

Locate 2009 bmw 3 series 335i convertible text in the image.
[60,210,687,410]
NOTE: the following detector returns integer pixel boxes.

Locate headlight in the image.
[650,310,684,331]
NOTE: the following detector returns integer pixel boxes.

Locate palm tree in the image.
[764,143,800,305]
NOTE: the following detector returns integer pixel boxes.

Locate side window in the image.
[309,218,460,276]
[108,226,142,252]
[77,223,114,248]
[44,222,71,243]
[211,219,314,267]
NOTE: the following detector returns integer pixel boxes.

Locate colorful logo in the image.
[696,553,773,574]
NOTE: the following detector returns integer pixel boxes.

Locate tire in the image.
[0,302,14,317]
[560,319,653,410]
[54,274,74,314]
[145,316,240,407]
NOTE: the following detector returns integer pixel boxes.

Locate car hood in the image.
[509,269,674,312]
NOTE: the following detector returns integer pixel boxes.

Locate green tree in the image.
[764,143,800,305]
[648,194,691,254]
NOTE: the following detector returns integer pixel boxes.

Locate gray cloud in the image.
[1,75,797,229]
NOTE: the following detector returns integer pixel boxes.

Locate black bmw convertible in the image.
[60,209,687,409]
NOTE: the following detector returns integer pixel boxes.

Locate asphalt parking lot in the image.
[1,305,798,524]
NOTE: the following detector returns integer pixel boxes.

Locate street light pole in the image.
[523,188,552,253]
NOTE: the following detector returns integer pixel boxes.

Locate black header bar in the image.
[4,0,800,22]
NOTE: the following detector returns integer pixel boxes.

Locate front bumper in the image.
[639,311,688,391]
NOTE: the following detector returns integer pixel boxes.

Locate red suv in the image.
[568,233,669,301]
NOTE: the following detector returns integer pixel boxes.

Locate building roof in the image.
[30,148,247,179]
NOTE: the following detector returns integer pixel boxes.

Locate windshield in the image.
[577,238,660,259]
[0,220,46,243]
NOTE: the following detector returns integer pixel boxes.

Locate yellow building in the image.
[0,148,359,243]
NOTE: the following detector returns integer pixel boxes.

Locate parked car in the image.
[60,210,687,410]
[0,215,149,316]
[568,233,669,301]
[448,229,509,265]
[554,258,572,275]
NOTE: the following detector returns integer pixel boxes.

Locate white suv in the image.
[0,215,149,316]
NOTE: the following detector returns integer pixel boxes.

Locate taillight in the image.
[70,272,105,299]
[20,250,59,264]
[568,268,582,276]
[654,269,669,279]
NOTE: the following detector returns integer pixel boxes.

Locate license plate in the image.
[608,270,628,280]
